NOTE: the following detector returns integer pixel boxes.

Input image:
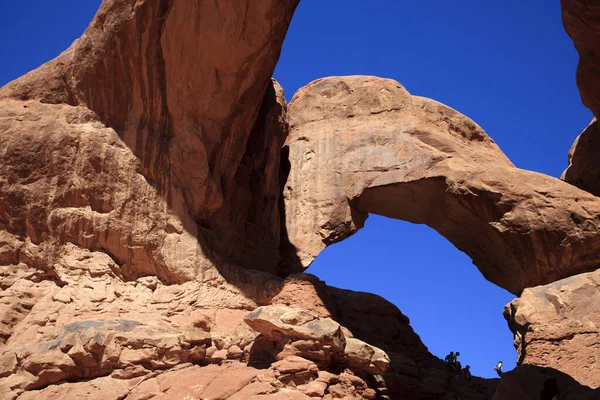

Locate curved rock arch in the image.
[282,76,600,295]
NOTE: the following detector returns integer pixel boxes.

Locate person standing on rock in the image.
[494,361,503,377]
[462,365,472,382]
[445,351,455,366]
[452,352,461,372]
[444,351,454,365]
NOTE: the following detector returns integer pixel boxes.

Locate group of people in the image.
[444,351,472,381]
[444,354,560,399]
[444,352,504,381]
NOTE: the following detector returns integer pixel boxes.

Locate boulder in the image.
[245,305,346,353]
[342,337,391,375]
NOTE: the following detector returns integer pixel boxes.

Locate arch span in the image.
[282,76,600,295]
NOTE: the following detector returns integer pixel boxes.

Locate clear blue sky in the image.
[0,1,592,380]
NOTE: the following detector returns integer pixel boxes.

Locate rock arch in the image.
[282,76,600,295]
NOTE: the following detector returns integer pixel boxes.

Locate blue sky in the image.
[0,1,591,379]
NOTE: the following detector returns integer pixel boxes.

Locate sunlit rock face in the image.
[504,269,600,389]
[562,120,600,197]
[0,0,598,398]
[282,75,600,296]
[0,0,298,281]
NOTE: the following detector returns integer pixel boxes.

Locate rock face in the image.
[0,0,597,398]
[0,0,298,279]
[504,268,600,388]
[283,75,600,295]
[561,119,600,196]
[563,120,600,197]
[492,365,600,400]
[561,1,600,197]
[562,0,600,120]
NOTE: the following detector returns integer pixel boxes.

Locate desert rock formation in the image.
[0,0,298,280]
[563,119,600,197]
[282,75,600,295]
[562,0,600,197]
[504,269,600,388]
[0,0,599,398]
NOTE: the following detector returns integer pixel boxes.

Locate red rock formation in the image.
[282,75,600,295]
[562,120,600,197]
[561,1,600,197]
[0,0,298,279]
[504,269,600,389]
[562,0,600,120]
[0,0,597,398]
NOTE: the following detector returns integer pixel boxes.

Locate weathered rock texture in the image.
[0,0,298,279]
[562,0,600,120]
[283,75,600,295]
[561,1,600,197]
[563,119,600,197]
[1,0,598,398]
[504,268,600,388]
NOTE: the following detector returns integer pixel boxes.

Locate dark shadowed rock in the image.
[492,365,599,400]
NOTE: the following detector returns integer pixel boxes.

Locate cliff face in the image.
[0,0,298,280]
[562,0,600,197]
[0,1,598,399]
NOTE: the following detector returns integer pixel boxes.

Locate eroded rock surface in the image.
[561,1,600,198]
[283,75,600,295]
[1,0,596,398]
[0,0,298,278]
[504,268,600,388]
[562,0,600,120]
[563,119,600,199]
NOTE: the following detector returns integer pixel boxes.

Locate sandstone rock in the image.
[562,119,600,197]
[271,274,335,318]
[491,365,600,400]
[272,356,319,386]
[562,0,600,119]
[228,344,245,360]
[298,380,328,397]
[245,305,346,352]
[277,339,335,368]
[342,337,391,375]
[0,318,211,394]
[16,375,133,400]
[504,268,600,388]
[0,0,299,279]
[283,75,600,294]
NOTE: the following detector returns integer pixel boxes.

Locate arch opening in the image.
[305,213,516,379]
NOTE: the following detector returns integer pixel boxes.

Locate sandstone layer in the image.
[283,75,600,295]
[504,268,600,388]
